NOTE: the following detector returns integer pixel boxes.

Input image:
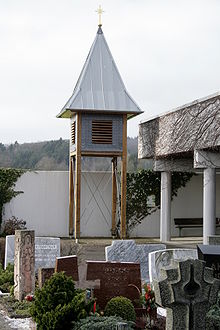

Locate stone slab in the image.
[87,260,141,310]
[207,235,220,245]
[105,240,165,283]
[38,268,54,289]
[55,255,79,281]
[149,248,198,283]
[5,235,60,271]
[197,244,220,279]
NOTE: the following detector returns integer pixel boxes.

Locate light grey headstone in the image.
[149,248,198,284]
[105,240,165,283]
[207,235,220,245]
[5,235,60,271]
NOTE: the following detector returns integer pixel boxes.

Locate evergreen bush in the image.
[30,272,89,330]
[72,315,134,329]
[206,292,220,329]
[104,296,136,322]
[0,263,14,293]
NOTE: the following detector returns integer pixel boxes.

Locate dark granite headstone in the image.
[55,255,79,281]
[86,261,141,310]
[197,244,220,279]
[38,267,54,288]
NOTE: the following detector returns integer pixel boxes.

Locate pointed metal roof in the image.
[57,26,143,119]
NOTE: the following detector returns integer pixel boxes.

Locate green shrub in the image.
[0,263,14,293]
[72,315,134,329]
[30,272,89,330]
[104,296,136,322]
[206,292,220,329]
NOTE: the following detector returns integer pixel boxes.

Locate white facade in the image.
[3,171,220,238]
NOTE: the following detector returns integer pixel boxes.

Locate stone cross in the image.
[153,259,220,330]
[14,230,35,301]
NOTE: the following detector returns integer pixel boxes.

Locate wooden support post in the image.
[112,157,117,236]
[69,156,74,236]
[74,113,82,239]
[121,115,127,239]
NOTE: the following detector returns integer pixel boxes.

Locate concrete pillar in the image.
[203,167,216,244]
[160,171,171,242]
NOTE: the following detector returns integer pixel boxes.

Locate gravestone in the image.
[197,244,220,279]
[14,230,35,301]
[4,235,60,271]
[149,248,198,283]
[105,240,165,283]
[38,268,54,289]
[153,259,220,330]
[55,255,79,281]
[207,235,220,245]
[86,260,141,310]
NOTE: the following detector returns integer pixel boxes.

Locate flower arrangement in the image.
[24,294,34,302]
[142,284,156,315]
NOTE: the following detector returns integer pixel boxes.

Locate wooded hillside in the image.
[0,138,152,172]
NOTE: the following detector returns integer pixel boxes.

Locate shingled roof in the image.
[57,26,142,119]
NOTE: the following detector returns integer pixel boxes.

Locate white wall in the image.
[3,171,220,238]
[3,171,69,237]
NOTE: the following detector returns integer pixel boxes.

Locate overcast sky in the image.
[1,0,220,144]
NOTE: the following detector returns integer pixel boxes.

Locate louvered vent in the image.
[92,120,113,144]
[71,121,76,145]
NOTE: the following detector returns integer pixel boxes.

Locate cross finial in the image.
[96,5,104,26]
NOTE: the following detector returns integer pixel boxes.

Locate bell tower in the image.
[57,18,142,239]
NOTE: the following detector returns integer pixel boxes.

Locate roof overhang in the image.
[56,108,143,119]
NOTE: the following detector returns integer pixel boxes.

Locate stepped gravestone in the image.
[5,235,60,271]
[153,259,220,330]
[14,230,35,301]
[105,240,165,283]
[149,248,198,283]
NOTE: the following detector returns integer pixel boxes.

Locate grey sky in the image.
[1,0,220,143]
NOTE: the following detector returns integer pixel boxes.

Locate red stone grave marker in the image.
[55,255,79,281]
[86,261,141,310]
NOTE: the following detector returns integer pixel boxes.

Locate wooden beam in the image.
[81,151,122,157]
[121,114,127,239]
[112,157,117,237]
[69,156,74,236]
[74,113,82,239]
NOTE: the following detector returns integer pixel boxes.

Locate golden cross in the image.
[96,5,104,26]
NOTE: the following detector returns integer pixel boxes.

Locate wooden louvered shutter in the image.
[92,120,113,144]
[71,121,76,145]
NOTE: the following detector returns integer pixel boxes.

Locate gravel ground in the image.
[0,311,35,330]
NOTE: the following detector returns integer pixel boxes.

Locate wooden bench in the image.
[174,218,220,237]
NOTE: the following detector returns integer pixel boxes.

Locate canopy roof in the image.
[57,26,142,119]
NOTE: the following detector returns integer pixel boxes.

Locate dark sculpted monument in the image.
[153,259,220,330]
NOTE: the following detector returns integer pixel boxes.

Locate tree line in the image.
[0,137,152,172]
